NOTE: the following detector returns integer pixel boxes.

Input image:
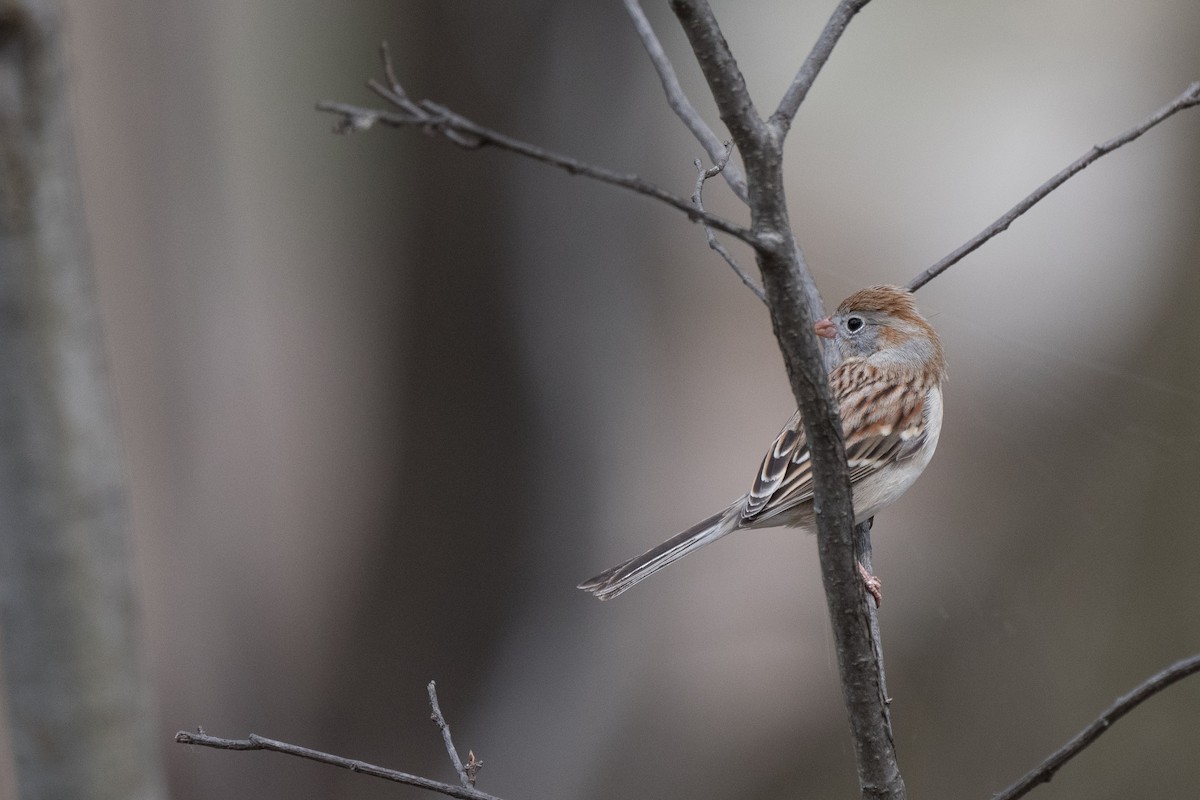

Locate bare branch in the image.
[174,730,504,800]
[907,80,1200,292]
[665,0,826,318]
[671,3,903,797]
[315,47,756,245]
[379,42,407,103]
[993,653,1200,800]
[668,0,770,156]
[428,681,473,788]
[623,0,749,203]
[771,0,874,134]
[692,145,766,301]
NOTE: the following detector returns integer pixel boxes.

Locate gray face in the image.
[829,308,886,361]
[829,308,938,373]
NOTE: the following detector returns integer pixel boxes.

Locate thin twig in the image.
[992,653,1200,800]
[692,144,766,302]
[623,0,749,203]
[771,0,874,134]
[315,45,755,245]
[173,730,504,800]
[379,42,405,99]
[428,681,473,788]
[664,0,827,324]
[908,80,1200,292]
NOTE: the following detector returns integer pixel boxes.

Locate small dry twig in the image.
[908,80,1200,292]
[173,730,502,800]
[993,653,1200,800]
[692,142,765,302]
[428,680,474,789]
[175,681,496,800]
[315,43,754,245]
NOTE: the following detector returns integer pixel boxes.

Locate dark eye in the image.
[845,315,864,333]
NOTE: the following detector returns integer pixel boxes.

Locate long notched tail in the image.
[577,502,744,601]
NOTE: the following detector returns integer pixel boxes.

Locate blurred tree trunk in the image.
[0,1,164,798]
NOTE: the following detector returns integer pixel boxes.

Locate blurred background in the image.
[28,0,1200,797]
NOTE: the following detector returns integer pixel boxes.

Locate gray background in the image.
[50,1,1200,797]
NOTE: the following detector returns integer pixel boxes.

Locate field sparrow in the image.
[578,285,945,601]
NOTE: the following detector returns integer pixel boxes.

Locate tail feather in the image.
[577,501,744,600]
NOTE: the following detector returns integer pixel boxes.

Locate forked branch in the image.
[692,144,765,301]
[428,681,477,788]
[669,2,902,797]
[176,682,498,800]
[315,45,754,245]
[623,0,749,203]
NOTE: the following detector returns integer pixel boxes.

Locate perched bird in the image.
[578,285,945,601]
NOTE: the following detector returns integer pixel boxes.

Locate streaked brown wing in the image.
[742,360,929,525]
[743,409,809,521]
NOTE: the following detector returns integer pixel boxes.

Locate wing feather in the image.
[742,359,933,525]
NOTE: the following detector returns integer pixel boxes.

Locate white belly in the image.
[850,384,943,523]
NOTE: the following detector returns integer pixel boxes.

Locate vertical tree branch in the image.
[0,1,165,798]
[669,2,903,797]
[853,519,894,734]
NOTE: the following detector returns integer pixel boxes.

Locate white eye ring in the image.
[845,315,865,333]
